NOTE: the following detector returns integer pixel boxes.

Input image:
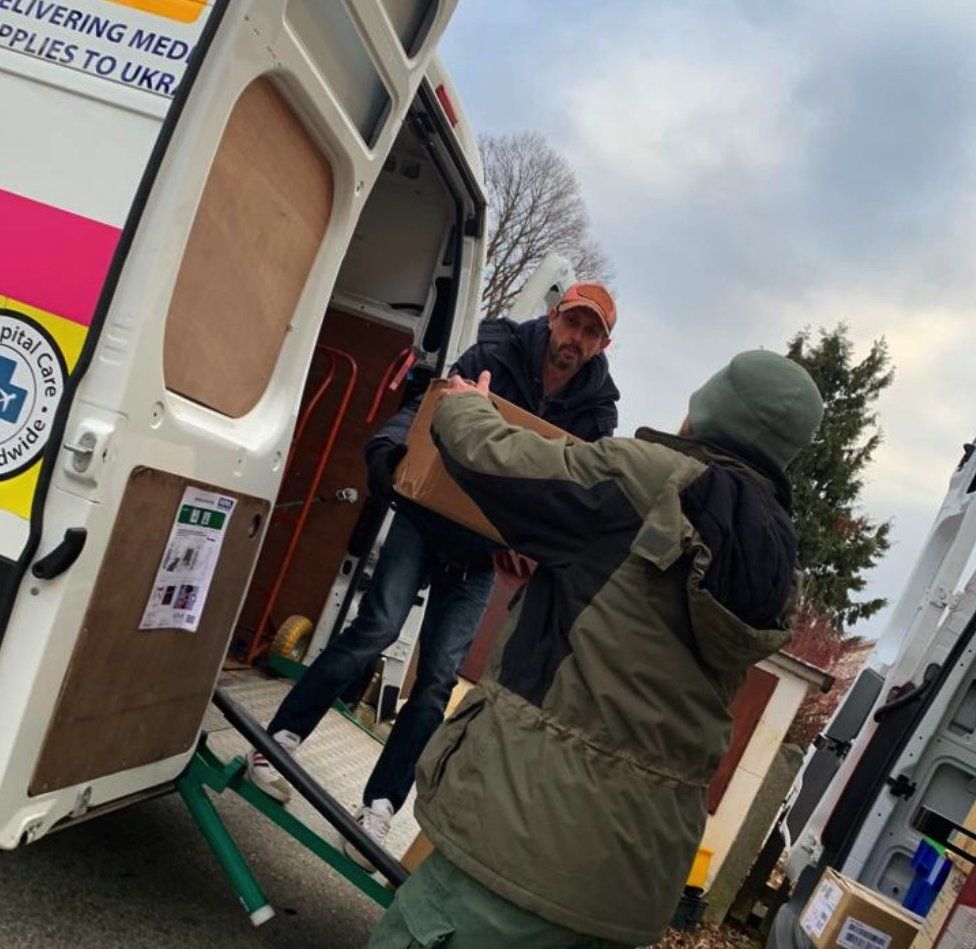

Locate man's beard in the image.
[549,342,582,371]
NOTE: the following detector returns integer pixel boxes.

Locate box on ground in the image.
[393,379,572,544]
[800,867,922,949]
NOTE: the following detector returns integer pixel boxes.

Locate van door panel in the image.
[30,467,268,794]
[163,76,335,418]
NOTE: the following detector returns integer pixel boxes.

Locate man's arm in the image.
[363,330,498,499]
[449,338,488,382]
[592,402,618,438]
[431,388,636,566]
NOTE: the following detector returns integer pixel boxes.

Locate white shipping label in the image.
[139,487,236,633]
[836,916,892,949]
[801,880,843,939]
[942,905,976,949]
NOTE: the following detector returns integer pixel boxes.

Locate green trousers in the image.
[368,851,629,949]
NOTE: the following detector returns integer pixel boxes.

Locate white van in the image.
[0,0,491,851]
[766,440,976,945]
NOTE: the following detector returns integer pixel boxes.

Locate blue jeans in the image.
[268,513,494,811]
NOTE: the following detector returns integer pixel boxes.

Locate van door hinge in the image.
[886,773,917,800]
[71,786,92,819]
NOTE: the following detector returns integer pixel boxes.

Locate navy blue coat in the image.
[367,316,620,566]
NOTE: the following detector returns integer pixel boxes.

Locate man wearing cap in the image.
[369,350,823,947]
[247,283,621,862]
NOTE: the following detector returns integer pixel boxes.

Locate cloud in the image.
[440,1,976,631]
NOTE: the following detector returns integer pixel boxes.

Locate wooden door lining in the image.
[163,76,335,418]
[30,467,269,795]
[235,307,413,649]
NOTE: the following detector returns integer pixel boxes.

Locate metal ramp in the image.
[204,668,421,860]
[184,667,421,923]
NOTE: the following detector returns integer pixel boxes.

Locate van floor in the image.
[205,666,422,861]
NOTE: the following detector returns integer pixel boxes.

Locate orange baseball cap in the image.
[556,282,616,336]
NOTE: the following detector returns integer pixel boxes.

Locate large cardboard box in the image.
[393,380,572,544]
[800,868,922,949]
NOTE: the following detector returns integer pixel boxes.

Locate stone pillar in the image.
[704,743,804,924]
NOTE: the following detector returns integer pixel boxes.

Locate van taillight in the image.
[435,83,458,127]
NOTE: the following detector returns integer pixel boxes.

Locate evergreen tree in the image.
[786,325,894,626]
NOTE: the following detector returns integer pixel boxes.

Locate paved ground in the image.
[0,671,420,949]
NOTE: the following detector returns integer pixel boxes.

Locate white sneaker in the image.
[343,798,395,871]
[245,730,300,804]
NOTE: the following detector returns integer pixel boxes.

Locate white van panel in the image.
[0,68,160,224]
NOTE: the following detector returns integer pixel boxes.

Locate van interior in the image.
[230,82,483,723]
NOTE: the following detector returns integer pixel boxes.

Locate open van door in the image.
[505,252,576,323]
[0,0,460,848]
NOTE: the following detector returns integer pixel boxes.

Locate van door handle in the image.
[32,528,87,580]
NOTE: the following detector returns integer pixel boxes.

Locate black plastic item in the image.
[422,276,454,353]
[31,528,87,580]
[671,886,709,932]
[820,690,926,855]
[873,665,939,722]
[783,668,884,846]
[912,806,976,867]
[401,365,436,406]
[211,688,408,888]
[347,498,388,559]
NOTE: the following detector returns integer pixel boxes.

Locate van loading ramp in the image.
[192,667,422,916]
[0,668,419,949]
[206,667,422,860]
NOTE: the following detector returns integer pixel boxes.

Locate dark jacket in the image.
[414,393,798,945]
[366,316,620,565]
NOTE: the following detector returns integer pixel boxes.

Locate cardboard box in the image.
[800,867,923,949]
[913,855,970,949]
[936,900,976,949]
[913,800,976,948]
[393,380,572,544]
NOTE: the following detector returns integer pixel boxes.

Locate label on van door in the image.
[139,486,236,632]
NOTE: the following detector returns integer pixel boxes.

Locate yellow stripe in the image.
[103,0,207,23]
[0,299,88,520]
[7,299,87,369]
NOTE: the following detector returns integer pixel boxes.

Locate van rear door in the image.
[0,0,458,848]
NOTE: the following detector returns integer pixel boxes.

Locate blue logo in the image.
[0,355,27,425]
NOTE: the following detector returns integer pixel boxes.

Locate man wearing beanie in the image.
[369,350,823,949]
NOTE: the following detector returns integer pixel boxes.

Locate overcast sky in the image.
[441,0,976,636]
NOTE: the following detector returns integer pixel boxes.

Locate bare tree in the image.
[480,131,613,319]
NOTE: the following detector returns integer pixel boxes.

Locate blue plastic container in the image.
[903,837,952,916]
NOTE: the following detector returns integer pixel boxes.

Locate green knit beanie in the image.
[688,350,824,472]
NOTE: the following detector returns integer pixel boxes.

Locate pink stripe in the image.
[0,189,121,327]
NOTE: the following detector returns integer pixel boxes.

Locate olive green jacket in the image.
[414,392,795,945]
